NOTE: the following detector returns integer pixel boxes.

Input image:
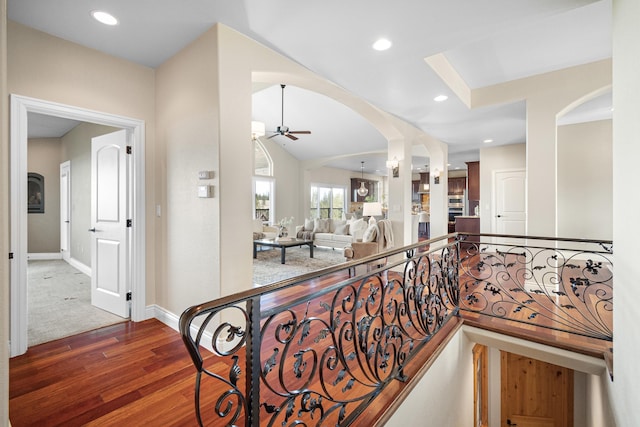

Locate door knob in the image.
[507,420,517,426]
[88,228,96,232]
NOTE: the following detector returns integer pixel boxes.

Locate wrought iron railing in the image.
[180,232,613,426]
[179,234,460,426]
[457,233,613,341]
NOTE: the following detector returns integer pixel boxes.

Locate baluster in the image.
[246,297,262,426]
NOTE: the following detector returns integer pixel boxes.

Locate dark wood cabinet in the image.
[466,161,480,201]
[448,177,466,195]
[455,216,480,248]
[412,181,420,202]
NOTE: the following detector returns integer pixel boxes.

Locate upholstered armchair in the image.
[343,219,394,275]
[252,218,278,240]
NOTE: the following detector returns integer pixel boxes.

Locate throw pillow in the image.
[313,218,330,233]
[304,218,314,231]
[348,218,367,237]
[330,219,346,233]
[334,223,350,235]
[362,224,378,242]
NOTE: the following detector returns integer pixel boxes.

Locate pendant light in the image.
[357,161,369,197]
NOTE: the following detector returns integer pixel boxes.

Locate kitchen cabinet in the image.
[466,161,480,201]
[448,177,466,195]
[412,181,420,202]
[455,216,480,248]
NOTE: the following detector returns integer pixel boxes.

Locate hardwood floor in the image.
[9,252,612,426]
[9,319,220,426]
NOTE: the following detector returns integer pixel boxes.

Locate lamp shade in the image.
[362,202,382,217]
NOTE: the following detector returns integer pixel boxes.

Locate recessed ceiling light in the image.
[483,139,493,144]
[372,38,392,51]
[434,95,448,102]
[91,10,118,26]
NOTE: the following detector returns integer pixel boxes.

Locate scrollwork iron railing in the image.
[457,233,613,341]
[180,232,613,426]
[179,235,460,426]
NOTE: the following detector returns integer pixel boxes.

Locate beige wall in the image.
[612,0,640,424]
[60,123,120,267]
[473,60,611,236]
[386,328,474,426]
[7,21,157,304]
[27,138,62,253]
[479,143,526,233]
[155,26,223,313]
[557,120,612,240]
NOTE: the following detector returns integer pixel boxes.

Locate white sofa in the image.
[295,217,368,250]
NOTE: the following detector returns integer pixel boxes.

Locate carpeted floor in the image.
[252,246,346,286]
[28,260,127,346]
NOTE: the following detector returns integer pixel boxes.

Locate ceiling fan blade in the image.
[288,130,311,134]
[267,133,279,139]
[286,133,299,141]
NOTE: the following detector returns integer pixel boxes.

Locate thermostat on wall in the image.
[198,170,214,180]
[198,185,214,198]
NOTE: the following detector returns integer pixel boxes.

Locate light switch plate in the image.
[198,185,214,198]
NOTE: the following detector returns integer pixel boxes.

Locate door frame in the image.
[60,160,71,263]
[10,94,146,357]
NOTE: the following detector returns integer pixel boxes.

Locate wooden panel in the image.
[448,176,467,195]
[467,161,480,201]
[473,344,488,427]
[501,351,573,427]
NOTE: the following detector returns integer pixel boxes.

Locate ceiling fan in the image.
[268,84,311,141]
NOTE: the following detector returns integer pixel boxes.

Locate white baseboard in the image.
[149,304,215,354]
[27,252,62,260]
[67,258,91,276]
[149,304,180,331]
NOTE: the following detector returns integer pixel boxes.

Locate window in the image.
[310,185,345,219]
[254,140,274,222]
[254,178,274,222]
[254,140,272,176]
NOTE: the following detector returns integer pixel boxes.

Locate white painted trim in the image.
[462,325,606,375]
[67,257,91,277]
[27,253,62,260]
[150,305,215,354]
[9,94,146,356]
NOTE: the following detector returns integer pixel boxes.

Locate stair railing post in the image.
[246,297,262,426]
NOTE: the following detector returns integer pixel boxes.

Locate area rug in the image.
[253,246,347,286]
[28,260,127,346]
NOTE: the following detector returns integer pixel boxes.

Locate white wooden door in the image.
[60,161,71,262]
[91,130,129,318]
[493,170,526,235]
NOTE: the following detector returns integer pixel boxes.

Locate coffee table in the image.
[253,238,314,264]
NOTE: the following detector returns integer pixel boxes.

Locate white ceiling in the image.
[10,0,612,175]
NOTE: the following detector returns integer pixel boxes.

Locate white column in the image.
[386,138,412,246]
